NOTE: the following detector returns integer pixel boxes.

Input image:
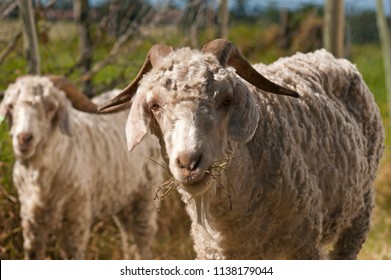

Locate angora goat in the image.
[98,39,384,259]
[0,76,164,259]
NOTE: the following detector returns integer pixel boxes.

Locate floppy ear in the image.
[228,83,259,143]
[56,104,71,136]
[125,92,151,151]
[45,99,71,136]
[44,84,72,136]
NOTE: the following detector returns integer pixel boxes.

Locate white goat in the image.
[0,76,164,259]
[99,39,384,260]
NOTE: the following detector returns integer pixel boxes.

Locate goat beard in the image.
[151,139,234,238]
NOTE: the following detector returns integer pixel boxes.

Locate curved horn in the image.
[47,75,131,113]
[47,75,98,113]
[202,39,299,98]
[98,43,174,112]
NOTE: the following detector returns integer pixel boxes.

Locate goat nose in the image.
[17,132,33,145]
[176,152,201,171]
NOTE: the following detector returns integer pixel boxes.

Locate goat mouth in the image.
[180,171,210,186]
[16,145,33,155]
[178,170,211,196]
[14,142,37,159]
[15,147,35,159]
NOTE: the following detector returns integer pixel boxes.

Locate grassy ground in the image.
[0,20,390,260]
[351,44,391,260]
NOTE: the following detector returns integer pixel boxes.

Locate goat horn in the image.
[47,75,132,113]
[47,75,98,113]
[202,39,299,98]
[98,44,174,112]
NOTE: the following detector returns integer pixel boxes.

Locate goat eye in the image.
[150,103,161,112]
[45,103,56,114]
[218,98,231,109]
[222,99,231,106]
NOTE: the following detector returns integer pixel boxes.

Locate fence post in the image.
[74,0,93,97]
[376,0,391,130]
[323,0,345,57]
[17,0,41,74]
[217,0,229,39]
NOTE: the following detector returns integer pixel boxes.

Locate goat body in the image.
[99,41,384,259]
[1,76,163,259]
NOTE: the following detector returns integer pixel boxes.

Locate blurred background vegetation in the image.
[0,0,390,259]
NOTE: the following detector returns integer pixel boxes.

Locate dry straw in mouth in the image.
[144,156,234,204]
[154,177,180,201]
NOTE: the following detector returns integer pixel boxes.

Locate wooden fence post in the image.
[217,0,229,39]
[74,0,93,97]
[376,0,391,129]
[17,0,40,74]
[323,0,345,57]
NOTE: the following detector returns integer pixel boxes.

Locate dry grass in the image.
[83,192,195,260]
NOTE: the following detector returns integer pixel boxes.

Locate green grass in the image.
[0,19,390,260]
[0,122,23,259]
[360,150,391,259]
[340,44,391,259]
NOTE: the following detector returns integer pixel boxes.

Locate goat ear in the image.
[44,99,71,136]
[57,105,71,136]
[228,83,259,143]
[125,93,150,151]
